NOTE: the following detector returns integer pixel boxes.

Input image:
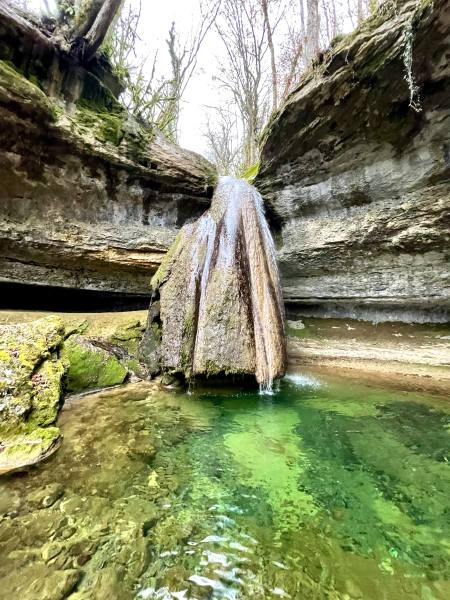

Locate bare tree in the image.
[165,1,222,142]
[305,0,320,62]
[278,25,304,100]
[105,0,221,140]
[216,0,271,168]
[260,0,278,111]
[204,107,244,175]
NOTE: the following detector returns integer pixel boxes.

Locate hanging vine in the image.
[401,0,434,113]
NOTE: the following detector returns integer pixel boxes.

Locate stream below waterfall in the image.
[0,371,449,599]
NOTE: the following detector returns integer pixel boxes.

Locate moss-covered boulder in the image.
[61,336,128,393]
[0,425,61,476]
[0,316,66,474]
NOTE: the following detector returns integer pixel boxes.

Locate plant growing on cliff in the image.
[401,0,435,113]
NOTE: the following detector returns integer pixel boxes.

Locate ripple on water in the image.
[0,377,449,600]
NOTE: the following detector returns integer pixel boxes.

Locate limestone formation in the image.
[257,0,450,323]
[0,10,216,298]
[0,312,151,473]
[146,177,286,387]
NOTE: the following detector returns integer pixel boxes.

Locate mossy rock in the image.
[0,424,61,475]
[0,316,66,425]
[109,319,146,355]
[0,60,60,122]
[61,336,128,393]
[29,356,66,427]
[0,316,67,475]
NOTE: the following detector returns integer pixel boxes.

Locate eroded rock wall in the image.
[0,12,215,298]
[257,0,450,323]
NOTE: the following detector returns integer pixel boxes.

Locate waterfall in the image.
[152,176,286,389]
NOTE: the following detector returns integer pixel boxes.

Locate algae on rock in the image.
[61,336,128,393]
[0,316,66,473]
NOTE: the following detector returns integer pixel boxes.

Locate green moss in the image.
[73,102,125,146]
[80,71,123,113]
[111,319,144,342]
[0,423,61,474]
[151,232,183,290]
[29,357,66,427]
[124,358,141,374]
[61,336,127,393]
[240,161,260,182]
[0,316,65,424]
[0,60,58,122]
[330,32,346,47]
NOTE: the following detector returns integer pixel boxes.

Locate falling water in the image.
[154,176,286,388]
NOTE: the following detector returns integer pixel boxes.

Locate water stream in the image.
[0,372,449,599]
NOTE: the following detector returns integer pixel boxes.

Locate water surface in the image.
[0,372,449,599]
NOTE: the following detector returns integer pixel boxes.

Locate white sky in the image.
[137,0,223,155]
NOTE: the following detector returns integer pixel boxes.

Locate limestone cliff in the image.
[257,0,450,323]
[0,10,215,298]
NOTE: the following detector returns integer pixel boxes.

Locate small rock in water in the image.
[148,470,159,488]
[42,541,63,562]
[331,508,345,521]
[287,320,305,330]
[271,588,291,598]
[188,574,217,588]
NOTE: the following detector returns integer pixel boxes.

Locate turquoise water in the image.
[0,372,449,599]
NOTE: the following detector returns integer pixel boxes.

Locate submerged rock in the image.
[146,177,286,387]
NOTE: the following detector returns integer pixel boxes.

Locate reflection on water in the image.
[0,374,449,599]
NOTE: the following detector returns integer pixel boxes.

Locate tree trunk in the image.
[282,40,303,99]
[357,0,364,24]
[71,0,105,38]
[81,0,122,59]
[305,0,320,63]
[0,1,53,49]
[261,0,278,111]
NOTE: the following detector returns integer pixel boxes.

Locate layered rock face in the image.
[0,12,215,298]
[146,177,286,387]
[257,0,450,323]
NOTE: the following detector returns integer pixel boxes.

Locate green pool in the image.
[0,372,449,599]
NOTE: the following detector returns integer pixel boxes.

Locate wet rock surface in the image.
[0,312,151,472]
[257,0,450,323]
[146,177,286,386]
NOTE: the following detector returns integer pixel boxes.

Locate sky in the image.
[136,0,224,155]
